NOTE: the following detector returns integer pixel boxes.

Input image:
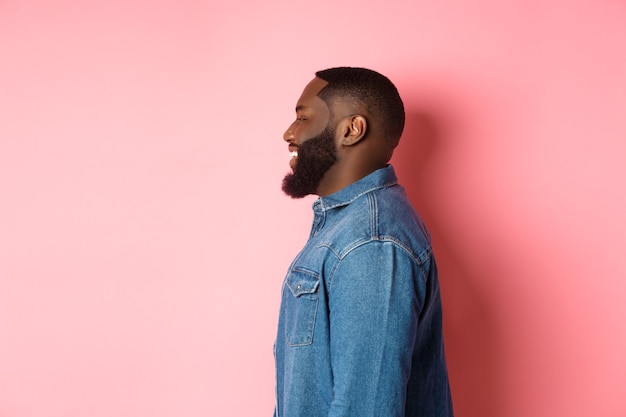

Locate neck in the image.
[316,160,386,197]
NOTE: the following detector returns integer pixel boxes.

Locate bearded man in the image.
[274,67,454,417]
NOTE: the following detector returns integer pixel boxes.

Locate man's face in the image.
[281,78,337,198]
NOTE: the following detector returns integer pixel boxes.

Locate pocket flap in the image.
[286,270,320,297]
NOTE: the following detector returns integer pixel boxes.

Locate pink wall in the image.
[1,1,625,416]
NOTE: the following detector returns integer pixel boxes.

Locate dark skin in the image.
[283,77,395,196]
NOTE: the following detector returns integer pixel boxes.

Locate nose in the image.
[283,122,295,142]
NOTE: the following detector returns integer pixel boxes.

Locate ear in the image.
[339,115,367,146]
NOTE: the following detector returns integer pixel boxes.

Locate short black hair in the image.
[315,67,405,146]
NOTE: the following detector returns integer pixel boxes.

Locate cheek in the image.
[297,123,329,145]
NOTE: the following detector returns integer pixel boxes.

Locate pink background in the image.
[1,1,625,416]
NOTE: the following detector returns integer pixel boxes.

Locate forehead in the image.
[296,77,329,111]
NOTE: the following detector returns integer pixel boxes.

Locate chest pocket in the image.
[284,270,320,347]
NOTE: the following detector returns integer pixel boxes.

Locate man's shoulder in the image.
[320,184,431,258]
[371,184,432,254]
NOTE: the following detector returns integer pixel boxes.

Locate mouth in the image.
[289,150,298,169]
[288,144,299,169]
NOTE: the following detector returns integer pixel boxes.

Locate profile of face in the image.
[281,78,338,199]
[281,126,337,198]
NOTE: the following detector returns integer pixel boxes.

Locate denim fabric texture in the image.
[274,165,454,417]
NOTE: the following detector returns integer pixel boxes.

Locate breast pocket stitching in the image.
[284,269,320,347]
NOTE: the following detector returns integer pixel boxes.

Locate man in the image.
[274,67,454,417]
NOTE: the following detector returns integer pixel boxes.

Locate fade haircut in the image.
[315,67,405,147]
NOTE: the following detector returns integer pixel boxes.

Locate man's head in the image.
[282,67,405,199]
[314,67,405,147]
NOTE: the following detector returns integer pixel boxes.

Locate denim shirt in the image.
[274,165,453,417]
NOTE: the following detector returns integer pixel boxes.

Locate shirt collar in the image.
[313,165,398,212]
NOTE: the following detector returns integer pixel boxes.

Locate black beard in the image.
[282,127,338,198]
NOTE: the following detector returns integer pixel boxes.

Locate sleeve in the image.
[327,240,425,417]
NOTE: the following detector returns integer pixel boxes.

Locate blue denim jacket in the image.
[274,165,453,417]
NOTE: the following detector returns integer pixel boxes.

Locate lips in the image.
[289,150,298,169]
[288,146,299,169]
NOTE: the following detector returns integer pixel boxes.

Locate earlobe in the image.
[341,115,367,146]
